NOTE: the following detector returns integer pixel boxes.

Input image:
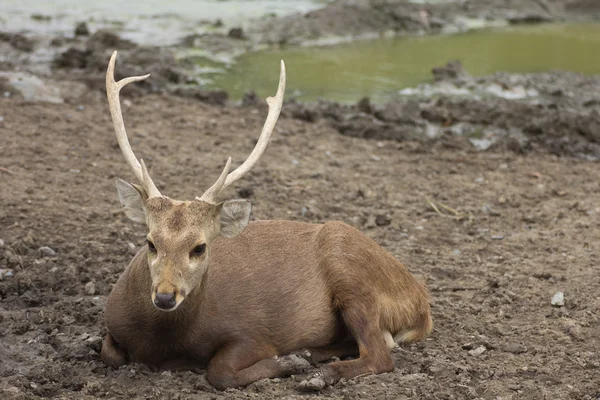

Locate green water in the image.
[206,23,600,103]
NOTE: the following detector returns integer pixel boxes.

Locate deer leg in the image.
[206,343,310,390]
[101,333,128,368]
[299,304,394,391]
[294,340,359,365]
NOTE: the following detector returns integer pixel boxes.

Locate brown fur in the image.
[102,200,432,390]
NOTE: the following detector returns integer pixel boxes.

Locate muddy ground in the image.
[2,74,600,399]
[2,1,600,399]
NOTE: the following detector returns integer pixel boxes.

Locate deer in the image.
[100,51,433,391]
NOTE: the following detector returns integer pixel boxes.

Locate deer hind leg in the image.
[299,303,394,391]
[101,333,128,368]
[206,342,311,390]
[294,339,359,365]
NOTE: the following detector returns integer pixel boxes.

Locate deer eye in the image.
[191,244,206,256]
[147,239,156,252]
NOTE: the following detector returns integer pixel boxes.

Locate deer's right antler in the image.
[198,60,286,204]
[106,51,162,198]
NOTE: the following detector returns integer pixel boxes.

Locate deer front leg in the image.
[206,342,310,390]
[101,333,128,368]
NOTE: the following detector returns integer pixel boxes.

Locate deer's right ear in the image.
[115,179,147,224]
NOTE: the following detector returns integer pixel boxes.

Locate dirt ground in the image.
[1,84,600,399]
[2,1,600,398]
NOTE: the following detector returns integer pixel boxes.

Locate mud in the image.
[286,61,600,159]
[2,1,600,399]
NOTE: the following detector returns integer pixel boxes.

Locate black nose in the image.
[154,292,176,310]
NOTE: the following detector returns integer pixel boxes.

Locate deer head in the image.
[106,51,286,312]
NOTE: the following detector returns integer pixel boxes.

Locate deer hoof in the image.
[291,349,319,365]
[278,354,311,375]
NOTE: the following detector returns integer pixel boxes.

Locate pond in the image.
[206,22,600,103]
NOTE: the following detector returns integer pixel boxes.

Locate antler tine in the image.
[196,157,232,203]
[199,60,286,204]
[106,51,161,198]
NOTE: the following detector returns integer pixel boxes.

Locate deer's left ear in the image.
[218,199,251,238]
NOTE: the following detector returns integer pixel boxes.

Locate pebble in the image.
[468,345,486,356]
[375,214,392,226]
[551,291,564,307]
[38,246,56,257]
[0,269,14,280]
[0,238,4,247]
[84,281,96,295]
[491,235,504,240]
[502,342,527,354]
[474,177,485,183]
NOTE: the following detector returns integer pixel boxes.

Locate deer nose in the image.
[154,292,176,310]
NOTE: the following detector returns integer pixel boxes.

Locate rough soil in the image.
[2,1,600,399]
[2,79,600,399]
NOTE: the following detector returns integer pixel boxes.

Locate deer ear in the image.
[115,179,147,224]
[219,199,251,238]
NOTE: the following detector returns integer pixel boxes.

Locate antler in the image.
[198,60,286,204]
[106,51,162,198]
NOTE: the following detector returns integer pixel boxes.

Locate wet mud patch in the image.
[283,61,600,159]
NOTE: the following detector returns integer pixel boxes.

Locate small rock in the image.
[0,238,4,247]
[356,97,372,114]
[299,377,326,391]
[29,382,38,389]
[84,281,96,295]
[491,235,504,240]
[502,342,527,354]
[0,72,63,103]
[77,105,85,111]
[483,204,500,216]
[228,27,244,39]
[31,14,51,21]
[468,345,486,356]
[474,177,485,183]
[74,22,90,36]
[498,196,507,204]
[38,246,56,257]
[375,214,392,227]
[551,291,565,307]
[0,269,14,280]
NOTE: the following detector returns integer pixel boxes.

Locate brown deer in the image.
[100,51,432,391]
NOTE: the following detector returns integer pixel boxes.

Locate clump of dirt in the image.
[0,32,36,52]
